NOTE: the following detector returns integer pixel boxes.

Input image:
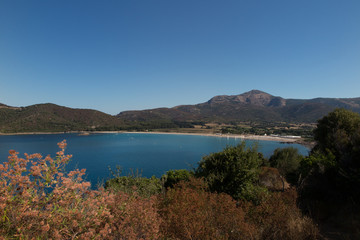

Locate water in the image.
[0,133,309,187]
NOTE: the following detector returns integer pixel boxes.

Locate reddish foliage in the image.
[0,140,160,239]
[246,188,319,240]
[158,178,255,240]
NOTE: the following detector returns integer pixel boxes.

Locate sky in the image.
[0,0,359,115]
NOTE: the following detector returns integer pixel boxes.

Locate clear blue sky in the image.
[1,0,359,115]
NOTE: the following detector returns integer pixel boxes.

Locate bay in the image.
[0,133,309,187]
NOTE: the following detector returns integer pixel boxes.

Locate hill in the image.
[1,90,360,133]
[117,90,360,125]
[0,103,127,133]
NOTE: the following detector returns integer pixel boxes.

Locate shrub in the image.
[269,147,303,185]
[162,169,193,189]
[0,141,161,239]
[105,174,162,198]
[195,142,266,202]
[158,178,255,240]
[246,188,319,240]
[258,167,289,191]
[105,191,161,240]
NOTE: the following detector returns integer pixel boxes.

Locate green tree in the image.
[313,108,360,187]
[297,109,360,239]
[195,142,266,202]
[162,169,193,189]
[269,147,303,184]
[314,108,360,160]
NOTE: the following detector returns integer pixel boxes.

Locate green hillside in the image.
[0,103,126,133]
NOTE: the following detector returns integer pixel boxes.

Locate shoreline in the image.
[0,130,304,144]
[121,131,301,143]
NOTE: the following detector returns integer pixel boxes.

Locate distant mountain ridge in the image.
[1,90,360,133]
[117,90,360,124]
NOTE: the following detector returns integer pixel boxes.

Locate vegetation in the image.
[2,90,360,134]
[2,108,360,239]
[195,142,267,202]
[220,123,314,138]
[269,147,303,184]
[298,109,360,239]
[0,104,128,133]
[105,175,162,198]
[301,108,360,198]
[0,141,160,239]
[118,90,360,125]
[161,169,193,189]
[313,108,360,185]
[0,140,320,239]
[159,178,255,240]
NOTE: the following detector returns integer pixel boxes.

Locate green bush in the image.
[195,142,266,202]
[162,169,193,189]
[269,147,303,185]
[105,174,162,198]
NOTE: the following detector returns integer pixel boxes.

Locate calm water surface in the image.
[0,133,309,187]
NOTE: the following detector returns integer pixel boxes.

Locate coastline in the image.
[121,131,301,143]
[0,130,304,144]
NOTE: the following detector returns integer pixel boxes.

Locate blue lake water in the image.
[0,133,309,187]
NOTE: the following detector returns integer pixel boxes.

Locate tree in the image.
[314,108,360,160]
[269,147,303,184]
[313,108,360,187]
[162,169,193,189]
[195,142,266,202]
[299,109,360,219]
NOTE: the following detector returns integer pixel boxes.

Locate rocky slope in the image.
[117,90,360,124]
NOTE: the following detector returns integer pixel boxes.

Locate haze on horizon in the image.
[1,0,359,115]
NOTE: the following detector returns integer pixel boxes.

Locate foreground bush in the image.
[158,178,319,240]
[247,188,319,240]
[195,142,266,202]
[269,147,303,185]
[161,169,193,189]
[0,141,160,239]
[105,174,162,198]
[159,178,255,240]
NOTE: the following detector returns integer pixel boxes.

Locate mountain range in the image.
[117,90,360,124]
[1,90,360,132]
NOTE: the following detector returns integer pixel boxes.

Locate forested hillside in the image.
[0,103,126,132]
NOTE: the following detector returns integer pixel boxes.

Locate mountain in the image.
[0,103,127,133]
[1,90,359,133]
[117,90,360,124]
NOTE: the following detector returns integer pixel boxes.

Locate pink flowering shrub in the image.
[0,140,160,239]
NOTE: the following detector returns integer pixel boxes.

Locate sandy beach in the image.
[120,131,301,143]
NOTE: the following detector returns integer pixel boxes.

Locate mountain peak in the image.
[244,89,269,95]
[208,90,285,107]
